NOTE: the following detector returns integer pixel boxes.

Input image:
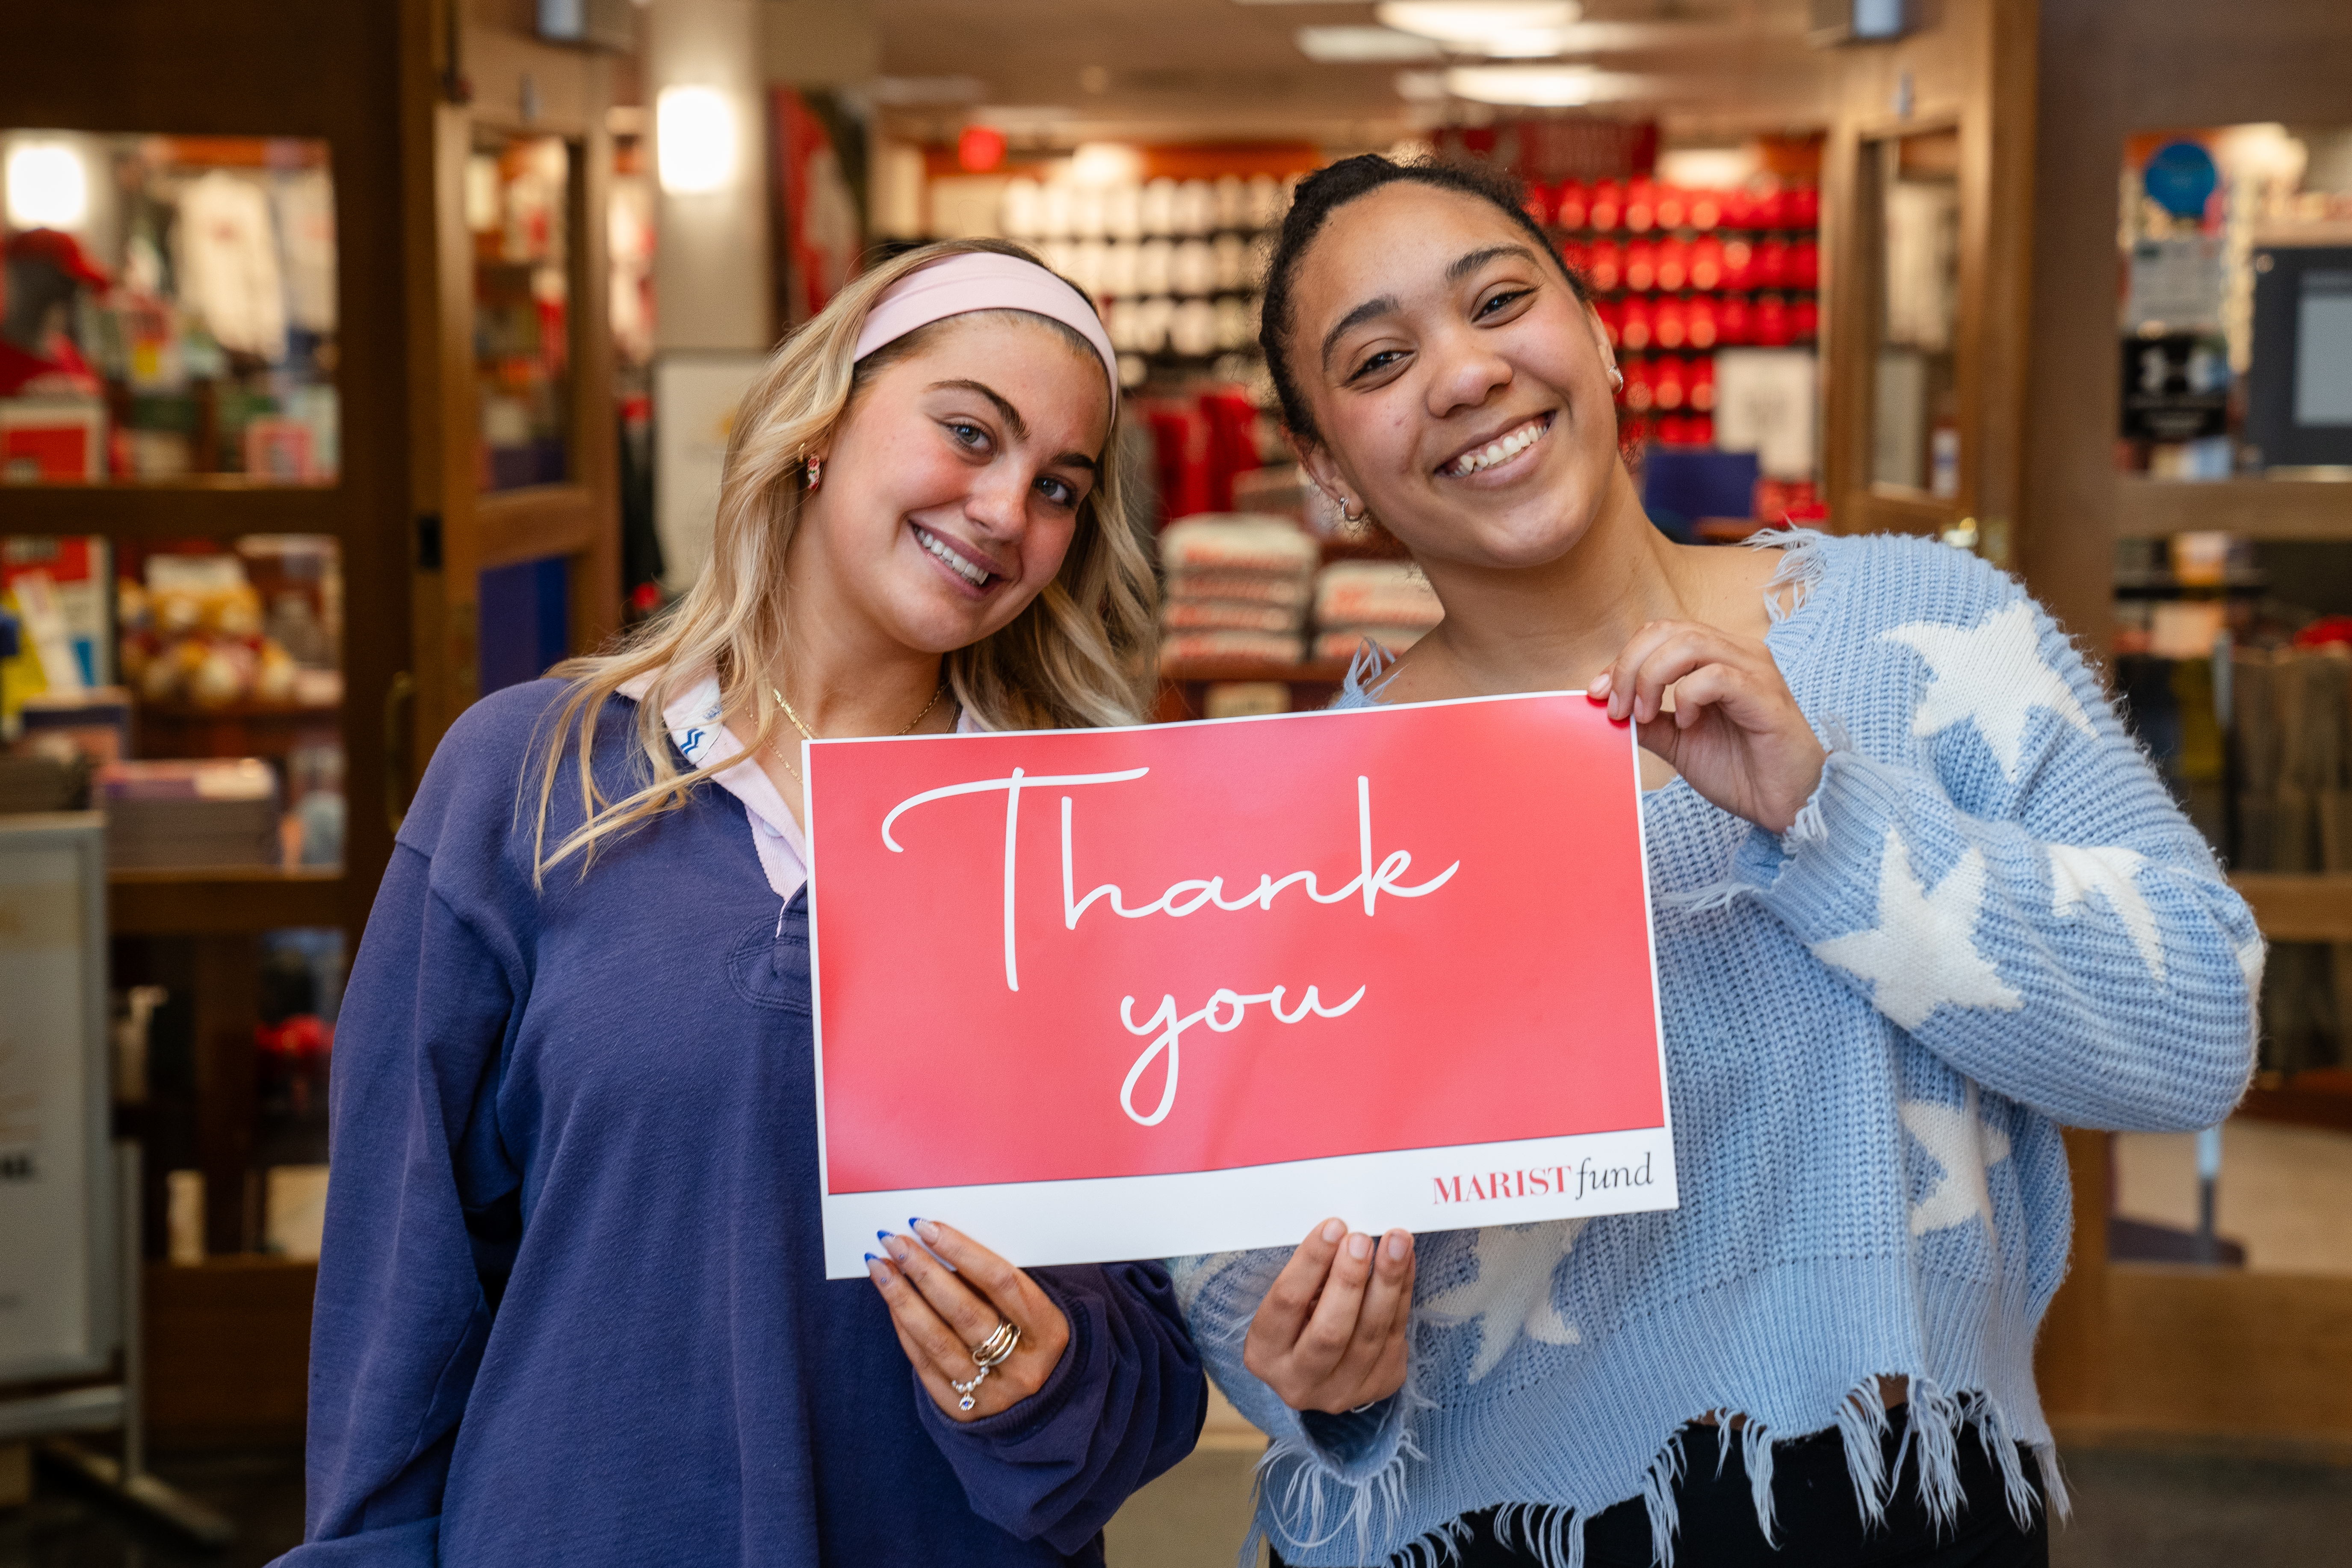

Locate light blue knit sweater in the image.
[1173,531,2261,1568]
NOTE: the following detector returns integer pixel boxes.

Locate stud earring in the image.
[805,455,824,490]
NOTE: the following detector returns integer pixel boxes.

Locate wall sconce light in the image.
[656,86,737,194]
[6,142,91,230]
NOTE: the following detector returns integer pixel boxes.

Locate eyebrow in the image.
[1320,245,1545,370]
[929,377,1099,473]
[930,378,1028,442]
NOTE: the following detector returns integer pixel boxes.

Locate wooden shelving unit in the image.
[108,867,344,938]
[2116,475,2352,540]
[1154,656,1355,722]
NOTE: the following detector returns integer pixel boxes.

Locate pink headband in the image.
[854,251,1122,413]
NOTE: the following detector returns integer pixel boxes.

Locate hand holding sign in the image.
[1592,619,1826,836]
[870,1220,1073,1423]
[1245,1220,1418,1414]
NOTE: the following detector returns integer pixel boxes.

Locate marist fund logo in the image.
[1433,1153,1656,1207]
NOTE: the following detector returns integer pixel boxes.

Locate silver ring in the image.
[951,1321,1022,1411]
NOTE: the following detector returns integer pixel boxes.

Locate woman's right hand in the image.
[1243,1219,1416,1414]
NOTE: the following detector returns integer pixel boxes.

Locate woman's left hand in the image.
[1591,620,1827,834]
[870,1220,1073,1423]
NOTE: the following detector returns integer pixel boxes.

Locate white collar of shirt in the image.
[616,669,983,902]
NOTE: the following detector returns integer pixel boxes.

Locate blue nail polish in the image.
[909,1217,925,1228]
[864,1252,879,1263]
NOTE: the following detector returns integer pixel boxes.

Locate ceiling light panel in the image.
[1442,63,1599,104]
[1375,2,1583,45]
[1296,26,1445,61]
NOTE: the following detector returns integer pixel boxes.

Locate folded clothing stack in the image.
[1158,514,1318,669]
[97,758,281,870]
[1312,562,1444,661]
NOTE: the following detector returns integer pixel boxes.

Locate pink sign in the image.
[806,694,1676,1274]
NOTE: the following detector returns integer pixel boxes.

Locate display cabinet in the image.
[0,0,630,1444]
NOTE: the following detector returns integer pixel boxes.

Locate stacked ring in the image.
[949,1320,1023,1411]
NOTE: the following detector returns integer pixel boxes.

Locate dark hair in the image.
[1257,155,1586,446]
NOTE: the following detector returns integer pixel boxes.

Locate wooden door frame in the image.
[405,0,623,763]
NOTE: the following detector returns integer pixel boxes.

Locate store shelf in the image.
[133,700,342,761]
[109,865,343,936]
[2116,475,2352,540]
[2238,1074,2352,1134]
[0,480,349,541]
[2228,873,2352,943]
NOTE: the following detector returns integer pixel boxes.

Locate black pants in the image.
[1271,1408,2047,1568]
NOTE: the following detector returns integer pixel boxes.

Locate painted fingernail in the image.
[880,1234,907,1261]
[1321,1218,1346,1244]
[1347,1233,1372,1262]
[867,1256,889,1282]
[1386,1232,1410,1261]
[913,1218,941,1244]
[877,1229,893,1242]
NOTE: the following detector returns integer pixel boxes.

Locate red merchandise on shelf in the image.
[1788,238,1820,289]
[1689,235,1725,289]
[1792,297,1820,342]
[1685,296,1718,349]
[1558,236,1588,278]
[1716,295,1750,345]
[1754,238,1789,291]
[1754,294,1792,347]
[1722,237,1756,289]
[1652,356,1687,410]
[1685,413,1715,446]
[1753,181,1789,229]
[1722,186,1758,230]
[1688,357,1717,412]
[1585,238,1623,292]
[1624,177,1657,232]
[1622,359,1656,411]
[1655,236,1690,292]
[1789,183,1821,228]
[1653,298,1687,350]
[1689,188,1723,230]
[1199,390,1261,514]
[1618,296,1653,351]
[1655,186,1688,230]
[1624,239,1657,292]
[1555,180,1590,230]
[1588,180,1624,232]
[1592,295,1623,347]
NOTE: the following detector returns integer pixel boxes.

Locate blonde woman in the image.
[293,242,1203,1567]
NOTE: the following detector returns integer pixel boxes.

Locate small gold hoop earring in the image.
[804,455,824,490]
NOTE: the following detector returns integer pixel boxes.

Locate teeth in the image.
[917,526,990,586]
[1446,419,1544,476]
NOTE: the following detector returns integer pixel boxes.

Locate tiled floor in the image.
[8,1434,2352,1567]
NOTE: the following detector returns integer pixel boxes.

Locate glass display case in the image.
[0,132,337,485]
[469,133,573,492]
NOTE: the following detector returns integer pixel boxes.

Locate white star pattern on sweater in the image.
[1884,602,2097,782]
[1899,1081,2012,1237]
[1421,1220,1589,1383]
[2048,843,2163,980]
[1811,829,2024,1030]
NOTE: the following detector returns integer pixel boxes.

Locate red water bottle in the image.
[1685,295,1718,348]
[1625,177,1657,233]
[1656,236,1690,292]
[1653,297,1687,350]
[1555,180,1590,230]
[1690,235,1725,290]
[1589,180,1624,231]
[1619,296,1653,350]
[1625,239,1657,292]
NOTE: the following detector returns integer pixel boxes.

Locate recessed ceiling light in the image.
[1393,71,1452,100]
[1375,2,1582,45]
[1442,63,1598,105]
[1296,26,1444,61]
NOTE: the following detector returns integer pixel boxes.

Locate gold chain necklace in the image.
[767,680,949,784]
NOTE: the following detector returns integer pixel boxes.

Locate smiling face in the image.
[1283,182,1630,572]
[792,311,1113,658]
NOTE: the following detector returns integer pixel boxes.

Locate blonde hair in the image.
[529,238,1155,884]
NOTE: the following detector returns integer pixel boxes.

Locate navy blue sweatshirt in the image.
[287,680,1205,1566]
